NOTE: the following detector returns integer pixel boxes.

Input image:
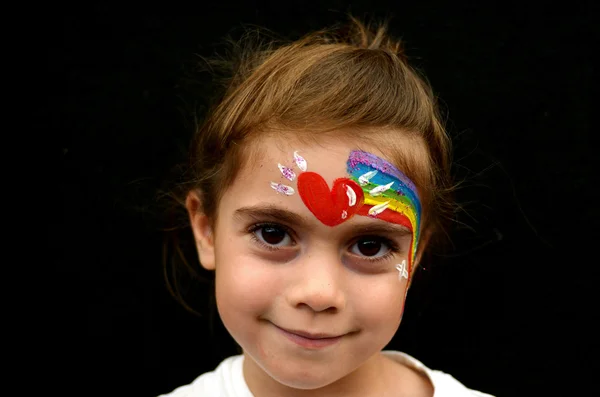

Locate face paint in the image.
[270,182,295,195]
[293,151,307,171]
[368,201,390,216]
[345,184,357,206]
[347,150,422,273]
[395,260,409,281]
[278,163,296,181]
[268,149,421,273]
[270,151,305,195]
[297,173,364,227]
[368,181,394,196]
[358,170,377,185]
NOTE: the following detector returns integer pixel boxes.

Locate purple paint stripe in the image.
[348,150,418,192]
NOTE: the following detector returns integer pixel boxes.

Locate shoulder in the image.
[426,370,495,397]
[157,355,248,397]
[382,351,495,397]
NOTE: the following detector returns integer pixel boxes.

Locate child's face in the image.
[192,136,419,390]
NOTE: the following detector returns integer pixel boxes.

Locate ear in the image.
[186,191,215,270]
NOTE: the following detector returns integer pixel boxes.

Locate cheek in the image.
[214,250,281,317]
[352,276,407,331]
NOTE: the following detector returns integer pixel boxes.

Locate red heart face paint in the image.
[268,149,421,271]
[297,172,364,226]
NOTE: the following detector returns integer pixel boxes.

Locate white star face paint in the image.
[395,260,409,281]
[270,182,295,196]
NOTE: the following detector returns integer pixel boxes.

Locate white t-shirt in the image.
[159,351,495,397]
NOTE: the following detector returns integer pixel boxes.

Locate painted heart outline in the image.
[297,172,364,226]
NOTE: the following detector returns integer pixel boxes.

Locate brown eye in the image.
[350,238,390,258]
[261,226,286,244]
[253,225,293,247]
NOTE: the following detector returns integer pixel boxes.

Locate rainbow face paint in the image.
[347,150,422,272]
[269,149,422,273]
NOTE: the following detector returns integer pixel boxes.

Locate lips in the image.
[273,323,345,349]
[283,328,341,340]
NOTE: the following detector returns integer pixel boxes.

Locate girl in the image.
[161,17,495,397]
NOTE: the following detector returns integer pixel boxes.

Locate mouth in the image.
[273,324,345,349]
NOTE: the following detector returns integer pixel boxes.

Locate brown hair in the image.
[167,17,453,312]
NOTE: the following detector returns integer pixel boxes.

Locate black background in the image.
[53,2,597,396]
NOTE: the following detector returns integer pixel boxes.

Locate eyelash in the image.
[247,222,401,262]
[349,237,401,264]
[247,222,296,252]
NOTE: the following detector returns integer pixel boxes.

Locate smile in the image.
[273,324,344,349]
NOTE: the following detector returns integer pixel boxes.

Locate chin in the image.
[264,363,343,390]
[245,347,346,391]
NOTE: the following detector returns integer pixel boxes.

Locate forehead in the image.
[218,137,366,219]
[223,134,418,215]
[217,132,424,268]
[239,135,392,186]
[271,141,355,181]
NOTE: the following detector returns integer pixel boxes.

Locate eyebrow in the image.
[234,205,311,228]
[233,204,412,237]
[349,222,412,237]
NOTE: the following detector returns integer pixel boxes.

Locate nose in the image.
[286,251,346,313]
